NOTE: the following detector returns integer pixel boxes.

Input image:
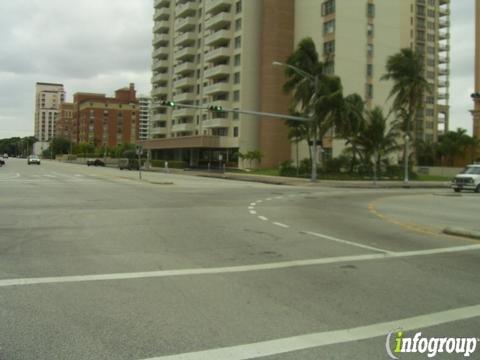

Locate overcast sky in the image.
[0,0,475,139]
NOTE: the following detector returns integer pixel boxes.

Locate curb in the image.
[443,227,480,240]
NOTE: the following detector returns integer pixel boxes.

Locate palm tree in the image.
[437,128,478,166]
[336,93,366,172]
[382,48,432,137]
[282,37,344,168]
[357,107,400,176]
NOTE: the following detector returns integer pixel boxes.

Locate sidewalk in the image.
[146,167,450,189]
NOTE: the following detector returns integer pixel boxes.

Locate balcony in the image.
[205,47,231,63]
[174,46,196,61]
[438,56,449,64]
[175,31,196,47]
[203,118,230,128]
[153,20,170,33]
[173,92,196,102]
[151,127,168,136]
[174,76,195,89]
[172,108,196,118]
[204,82,230,95]
[438,68,449,76]
[205,29,231,47]
[205,12,232,31]
[152,46,169,59]
[205,0,231,15]
[152,73,169,84]
[437,93,449,101]
[439,8,450,17]
[204,64,231,79]
[151,87,169,97]
[155,0,170,8]
[175,61,196,75]
[176,2,196,17]
[439,20,449,28]
[175,17,196,32]
[438,80,449,88]
[154,7,170,21]
[171,123,195,133]
[439,31,450,41]
[152,59,170,71]
[439,44,449,52]
[151,113,168,122]
[152,34,170,46]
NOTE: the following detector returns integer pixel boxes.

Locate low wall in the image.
[414,166,464,177]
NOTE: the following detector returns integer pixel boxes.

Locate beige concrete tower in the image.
[34,82,65,142]
[472,0,480,139]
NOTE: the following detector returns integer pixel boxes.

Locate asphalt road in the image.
[0,158,479,360]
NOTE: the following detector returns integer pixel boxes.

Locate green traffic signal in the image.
[161,100,176,107]
[208,105,223,112]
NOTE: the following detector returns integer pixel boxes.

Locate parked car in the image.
[451,164,480,193]
[118,158,140,170]
[86,158,106,167]
[27,155,41,165]
[0,158,5,166]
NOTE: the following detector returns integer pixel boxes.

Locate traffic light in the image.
[161,100,176,107]
[208,105,223,112]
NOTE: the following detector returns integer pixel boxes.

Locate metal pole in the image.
[404,135,409,183]
[311,75,320,182]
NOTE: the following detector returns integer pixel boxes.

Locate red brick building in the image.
[59,84,139,148]
[55,102,75,141]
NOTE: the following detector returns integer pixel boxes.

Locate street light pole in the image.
[404,134,410,184]
[273,61,318,182]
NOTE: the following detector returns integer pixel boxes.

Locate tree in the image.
[357,107,400,176]
[282,37,344,166]
[437,128,478,166]
[50,137,71,156]
[382,48,432,167]
[336,93,366,172]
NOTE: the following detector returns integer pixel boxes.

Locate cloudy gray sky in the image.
[0,0,475,138]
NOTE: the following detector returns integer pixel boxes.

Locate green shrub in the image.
[299,158,311,175]
[279,160,297,177]
[151,160,186,169]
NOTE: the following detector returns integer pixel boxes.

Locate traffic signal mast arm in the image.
[159,100,309,122]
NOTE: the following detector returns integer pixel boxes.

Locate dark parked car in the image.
[0,158,5,166]
[118,158,140,170]
[86,158,106,167]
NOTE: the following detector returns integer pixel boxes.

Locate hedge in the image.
[150,160,186,169]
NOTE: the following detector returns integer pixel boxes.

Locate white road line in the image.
[275,196,283,199]
[248,206,254,210]
[142,304,480,360]
[0,244,478,288]
[43,174,56,178]
[250,203,256,206]
[304,231,393,254]
[258,216,269,221]
[273,222,290,229]
[266,198,272,201]
[74,174,84,177]
[256,200,263,204]
[249,211,257,215]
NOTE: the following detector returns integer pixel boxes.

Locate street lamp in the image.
[273,61,319,182]
[404,134,410,184]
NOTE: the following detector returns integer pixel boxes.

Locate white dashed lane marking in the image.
[258,216,269,221]
[273,222,290,229]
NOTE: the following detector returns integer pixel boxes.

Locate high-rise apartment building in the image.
[145,0,450,167]
[34,82,65,142]
[139,96,152,140]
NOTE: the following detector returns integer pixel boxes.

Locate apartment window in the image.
[235,1,242,13]
[427,58,435,67]
[427,9,435,17]
[426,109,434,116]
[323,40,335,56]
[234,36,241,49]
[366,84,373,99]
[367,3,375,17]
[367,44,374,57]
[323,61,335,75]
[234,72,240,84]
[367,64,373,77]
[234,127,239,137]
[427,33,435,42]
[234,54,241,66]
[235,19,242,31]
[233,91,240,102]
[367,23,374,37]
[323,20,335,35]
[233,112,239,120]
[321,0,335,16]
[426,96,434,104]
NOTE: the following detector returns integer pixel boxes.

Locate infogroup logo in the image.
[385,330,479,359]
